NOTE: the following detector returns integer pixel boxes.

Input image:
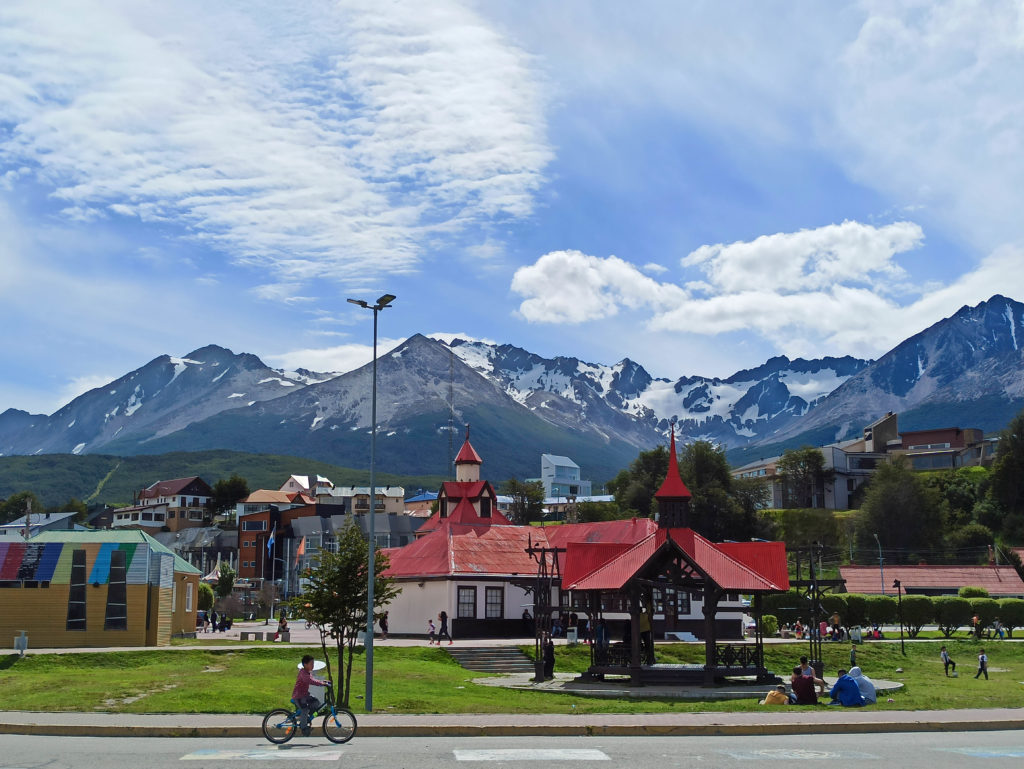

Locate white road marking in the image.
[938,747,1024,758]
[454,748,610,761]
[181,748,341,761]
[719,748,876,760]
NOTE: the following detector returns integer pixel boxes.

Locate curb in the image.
[3,719,1024,739]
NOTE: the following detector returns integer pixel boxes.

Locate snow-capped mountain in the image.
[0,345,337,456]
[439,337,868,448]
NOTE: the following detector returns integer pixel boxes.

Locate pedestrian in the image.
[210,610,218,633]
[940,645,956,676]
[850,645,857,668]
[543,634,555,679]
[975,648,989,679]
[521,608,533,637]
[427,618,436,645]
[379,611,389,640]
[994,618,1004,639]
[437,610,453,645]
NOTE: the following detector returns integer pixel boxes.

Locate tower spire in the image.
[655,423,691,528]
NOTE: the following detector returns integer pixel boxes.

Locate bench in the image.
[240,631,264,641]
[277,632,290,642]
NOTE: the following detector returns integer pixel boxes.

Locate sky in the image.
[2,0,1024,415]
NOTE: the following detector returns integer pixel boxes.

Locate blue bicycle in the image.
[261,682,357,744]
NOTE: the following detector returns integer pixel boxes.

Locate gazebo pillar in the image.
[629,587,643,686]
[702,587,722,687]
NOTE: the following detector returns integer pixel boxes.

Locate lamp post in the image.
[872,533,884,595]
[347,292,396,713]
[893,579,905,655]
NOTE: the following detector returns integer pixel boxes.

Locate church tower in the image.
[454,426,482,482]
[654,425,692,529]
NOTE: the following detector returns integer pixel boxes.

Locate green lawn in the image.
[1,640,1021,715]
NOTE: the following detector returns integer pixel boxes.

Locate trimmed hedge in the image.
[997,598,1024,638]
[933,596,973,637]
[900,594,933,637]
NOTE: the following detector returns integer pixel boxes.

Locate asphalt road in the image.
[3,731,1024,768]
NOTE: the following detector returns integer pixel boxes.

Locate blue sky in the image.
[2,0,1024,415]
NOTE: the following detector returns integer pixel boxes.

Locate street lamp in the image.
[347,292,396,713]
[893,579,905,655]
[872,533,885,595]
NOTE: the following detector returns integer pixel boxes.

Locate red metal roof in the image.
[384,521,541,578]
[716,541,791,590]
[560,541,634,586]
[840,565,1024,596]
[454,437,482,464]
[654,429,691,499]
[566,528,787,593]
[544,518,657,548]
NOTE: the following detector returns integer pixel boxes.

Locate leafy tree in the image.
[761,590,806,625]
[57,497,89,523]
[968,597,1000,637]
[924,468,985,530]
[198,582,215,612]
[576,500,626,522]
[946,524,994,560]
[211,474,249,513]
[501,479,545,524]
[777,447,830,509]
[858,458,943,563]
[864,594,897,625]
[899,594,933,637]
[607,445,669,517]
[761,615,779,637]
[214,563,236,600]
[996,598,1024,638]
[988,408,1024,533]
[932,596,973,637]
[842,594,869,627]
[0,491,44,525]
[288,522,399,709]
[820,594,847,622]
[679,440,772,541]
[958,586,989,598]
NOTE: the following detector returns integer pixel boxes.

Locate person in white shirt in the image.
[975,649,989,679]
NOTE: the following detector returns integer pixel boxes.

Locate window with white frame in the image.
[186,582,194,612]
[485,586,503,618]
[457,586,477,618]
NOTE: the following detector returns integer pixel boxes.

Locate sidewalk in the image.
[1,708,1022,738]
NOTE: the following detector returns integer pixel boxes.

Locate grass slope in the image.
[0,451,446,509]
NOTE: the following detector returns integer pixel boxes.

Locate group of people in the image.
[760,655,876,707]
[427,611,453,645]
[940,645,989,679]
[198,609,233,633]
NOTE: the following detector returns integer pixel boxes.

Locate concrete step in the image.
[446,646,535,673]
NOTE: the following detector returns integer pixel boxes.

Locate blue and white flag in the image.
[267,524,276,553]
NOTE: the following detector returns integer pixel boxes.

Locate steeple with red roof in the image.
[454,425,482,482]
[655,424,691,529]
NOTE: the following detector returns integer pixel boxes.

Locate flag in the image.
[294,536,305,567]
[267,524,276,553]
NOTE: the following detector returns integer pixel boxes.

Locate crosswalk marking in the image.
[719,749,876,760]
[938,747,1024,758]
[181,748,342,761]
[454,749,610,761]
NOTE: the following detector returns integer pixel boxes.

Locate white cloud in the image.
[510,249,686,323]
[266,338,406,374]
[57,374,119,410]
[642,263,668,274]
[511,222,1024,360]
[0,0,551,285]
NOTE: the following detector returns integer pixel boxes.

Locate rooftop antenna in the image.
[447,347,455,480]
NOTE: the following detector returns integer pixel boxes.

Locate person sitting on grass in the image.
[293,655,330,737]
[789,666,817,705]
[829,668,865,707]
[760,684,790,705]
[848,666,876,704]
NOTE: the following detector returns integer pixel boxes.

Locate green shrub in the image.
[899,594,933,637]
[762,590,808,625]
[996,598,1024,638]
[864,594,897,625]
[820,594,848,624]
[968,597,1000,635]
[843,594,869,627]
[198,582,214,612]
[761,615,779,637]
[959,586,990,598]
[933,596,973,637]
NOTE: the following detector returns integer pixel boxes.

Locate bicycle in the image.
[261,681,357,744]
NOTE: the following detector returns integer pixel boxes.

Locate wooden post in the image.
[702,587,721,687]
[629,587,642,686]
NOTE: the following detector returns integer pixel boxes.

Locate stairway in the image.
[446,645,536,674]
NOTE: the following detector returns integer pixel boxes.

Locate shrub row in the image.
[758,590,1024,638]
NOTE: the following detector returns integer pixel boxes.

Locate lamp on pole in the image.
[872,533,885,595]
[347,292,396,713]
[893,579,905,655]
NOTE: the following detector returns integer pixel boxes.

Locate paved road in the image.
[3,732,1024,768]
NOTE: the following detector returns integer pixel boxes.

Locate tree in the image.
[606,445,669,517]
[858,458,943,563]
[843,594,869,627]
[996,598,1024,638]
[288,522,399,709]
[198,582,215,612]
[679,440,772,541]
[212,474,249,513]
[958,586,989,598]
[932,596,973,637]
[777,447,830,509]
[900,594,933,638]
[0,491,43,526]
[989,408,1024,531]
[501,479,545,524]
[864,594,897,625]
[57,497,89,523]
[946,524,994,561]
[968,597,1000,637]
[576,500,626,522]
[215,563,236,600]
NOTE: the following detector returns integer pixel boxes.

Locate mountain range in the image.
[2,295,1022,483]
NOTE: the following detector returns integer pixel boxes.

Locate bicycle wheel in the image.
[262,708,298,744]
[322,708,357,744]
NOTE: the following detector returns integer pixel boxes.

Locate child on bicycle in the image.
[293,655,330,736]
